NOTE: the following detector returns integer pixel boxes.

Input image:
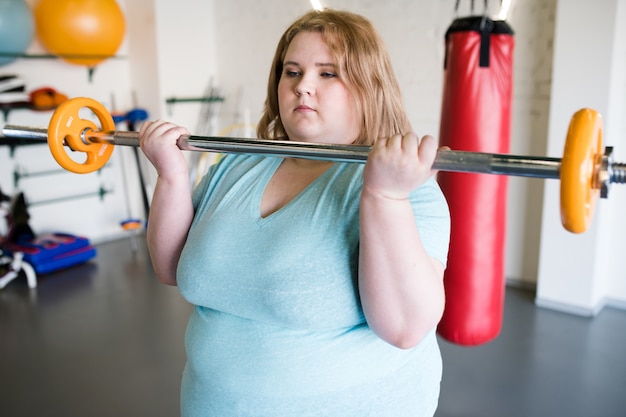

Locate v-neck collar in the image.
[254,158,336,226]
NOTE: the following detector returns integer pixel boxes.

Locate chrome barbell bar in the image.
[3,125,564,180]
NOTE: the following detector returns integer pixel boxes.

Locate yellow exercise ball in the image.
[34,0,125,67]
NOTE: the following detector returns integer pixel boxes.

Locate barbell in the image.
[2,97,625,234]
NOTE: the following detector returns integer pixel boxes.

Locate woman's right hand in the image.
[139,120,190,179]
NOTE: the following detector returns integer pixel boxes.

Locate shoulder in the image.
[191,154,279,207]
[326,162,365,189]
[317,162,365,205]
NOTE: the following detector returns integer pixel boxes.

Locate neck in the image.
[285,157,334,171]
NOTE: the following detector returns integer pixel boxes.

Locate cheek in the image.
[335,86,355,109]
[335,89,360,123]
[278,75,293,95]
[277,80,292,107]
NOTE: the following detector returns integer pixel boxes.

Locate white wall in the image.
[606,0,626,307]
[505,1,556,284]
[537,0,626,314]
[126,0,218,202]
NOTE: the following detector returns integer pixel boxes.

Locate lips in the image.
[295,104,314,111]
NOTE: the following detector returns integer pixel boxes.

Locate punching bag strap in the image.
[454,0,488,15]
[479,16,493,67]
[444,16,514,69]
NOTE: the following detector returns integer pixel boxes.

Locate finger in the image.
[148,122,187,143]
[142,120,166,140]
[373,135,389,150]
[389,133,403,147]
[381,134,403,154]
[139,121,150,137]
[418,135,438,172]
[168,125,189,138]
[139,121,158,147]
[401,132,419,155]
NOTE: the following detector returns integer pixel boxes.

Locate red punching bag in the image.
[437,16,515,346]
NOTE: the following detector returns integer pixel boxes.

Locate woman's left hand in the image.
[362,132,438,199]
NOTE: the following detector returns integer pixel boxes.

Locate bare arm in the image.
[359,133,445,349]
[139,121,194,286]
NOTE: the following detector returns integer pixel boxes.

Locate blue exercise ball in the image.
[0,0,34,66]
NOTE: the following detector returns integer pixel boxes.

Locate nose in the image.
[294,74,314,96]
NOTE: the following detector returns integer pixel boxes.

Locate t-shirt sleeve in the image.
[192,174,210,210]
[191,162,221,210]
[409,176,451,267]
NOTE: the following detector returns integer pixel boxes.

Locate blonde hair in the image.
[256,9,411,146]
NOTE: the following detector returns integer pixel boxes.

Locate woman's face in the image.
[277,31,360,145]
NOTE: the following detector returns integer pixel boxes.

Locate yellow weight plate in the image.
[560,108,603,233]
[48,97,115,174]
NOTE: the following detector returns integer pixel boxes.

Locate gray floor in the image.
[1,237,625,417]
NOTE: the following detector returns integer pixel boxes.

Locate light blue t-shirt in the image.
[177,154,450,417]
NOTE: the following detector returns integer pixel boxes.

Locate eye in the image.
[284,68,301,77]
[321,71,337,79]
